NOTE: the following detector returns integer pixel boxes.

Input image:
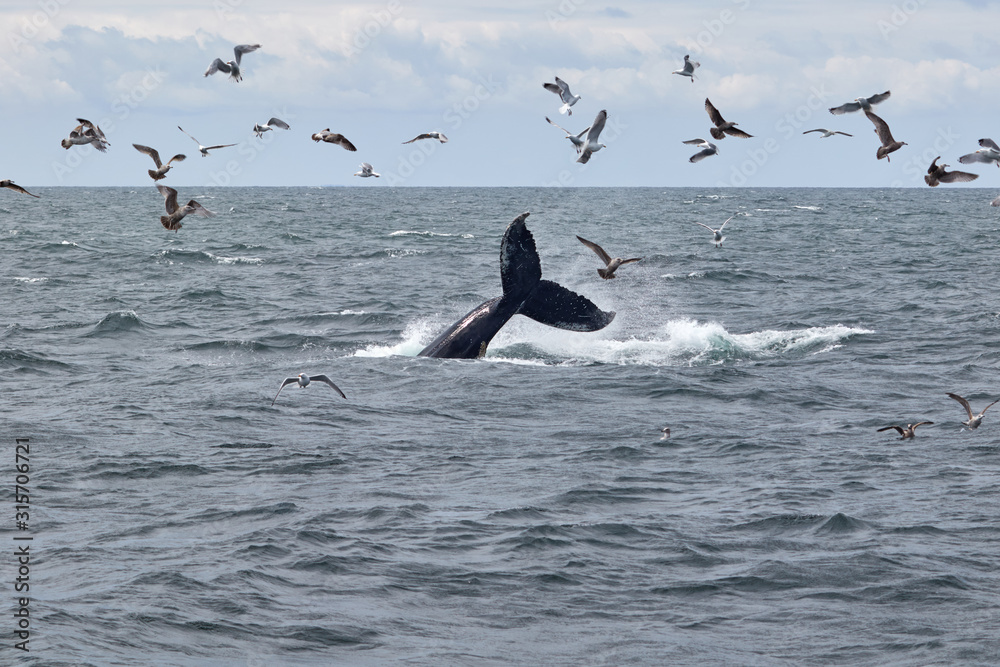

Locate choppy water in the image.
[3,187,1000,665]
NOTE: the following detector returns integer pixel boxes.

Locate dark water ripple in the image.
[4,188,1000,665]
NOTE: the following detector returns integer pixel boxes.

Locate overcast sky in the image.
[2,0,1000,187]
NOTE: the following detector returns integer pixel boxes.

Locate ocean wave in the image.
[389,230,475,238]
[152,249,263,265]
[83,310,150,337]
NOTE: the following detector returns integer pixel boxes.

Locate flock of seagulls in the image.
[878,393,999,439]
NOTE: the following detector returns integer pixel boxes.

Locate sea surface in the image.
[3,187,1000,666]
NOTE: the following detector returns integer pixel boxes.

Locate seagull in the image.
[576,236,642,279]
[271,373,346,406]
[803,129,853,138]
[672,54,700,83]
[957,138,1000,168]
[829,91,891,115]
[402,131,448,144]
[694,215,736,247]
[992,195,1000,207]
[660,427,671,440]
[683,138,719,163]
[705,99,753,139]
[156,184,215,232]
[877,422,933,439]
[924,157,978,187]
[946,393,999,430]
[311,129,357,151]
[177,126,236,157]
[60,118,109,152]
[0,180,40,198]
[545,117,589,154]
[577,110,608,164]
[204,43,261,82]
[252,117,290,138]
[132,144,186,181]
[354,163,380,178]
[865,110,907,162]
[543,76,581,116]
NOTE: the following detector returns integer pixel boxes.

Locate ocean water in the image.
[2,186,1000,666]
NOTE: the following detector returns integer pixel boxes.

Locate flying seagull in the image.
[204,43,261,82]
[577,110,608,164]
[252,117,290,138]
[576,236,642,279]
[132,144,186,181]
[683,138,718,163]
[272,373,346,406]
[311,129,357,151]
[672,54,699,83]
[829,91,891,115]
[803,129,852,138]
[0,180,40,198]
[924,157,978,187]
[177,126,236,157]
[545,116,589,155]
[543,76,581,116]
[61,118,109,152]
[156,184,215,232]
[402,131,448,144]
[946,393,999,430]
[877,422,933,439]
[354,163,380,178]
[958,138,1000,168]
[705,99,753,139]
[865,110,906,162]
[694,215,737,247]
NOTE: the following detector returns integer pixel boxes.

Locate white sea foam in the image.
[13,276,48,284]
[389,230,474,239]
[354,318,439,357]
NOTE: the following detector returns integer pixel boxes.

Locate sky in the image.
[2,0,1000,188]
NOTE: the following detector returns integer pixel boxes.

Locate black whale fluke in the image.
[418,212,615,359]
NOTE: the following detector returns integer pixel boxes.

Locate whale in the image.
[418,212,616,359]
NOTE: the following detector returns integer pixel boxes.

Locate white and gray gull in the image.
[683,138,718,163]
[132,144,186,181]
[546,116,589,155]
[252,117,290,138]
[543,76,581,116]
[828,90,891,115]
[354,163,380,178]
[958,138,1000,168]
[178,126,236,157]
[946,393,999,430]
[204,44,261,82]
[672,54,700,83]
[694,215,737,247]
[576,236,642,279]
[272,373,346,406]
[576,110,608,164]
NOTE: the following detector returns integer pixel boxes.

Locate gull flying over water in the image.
[683,138,718,163]
[61,118,109,152]
[402,131,448,144]
[672,54,700,82]
[864,110,906,162]
[946,393,999,430]
[0,180,40,198]
[803,129,852,138]
[132,144,186,181]
[178,126,236,157]
[877,422,933,439]
[204,43,261,82]
[576,110,608,164]
[576,236,642,279]
[311,129,357,151]
[924,157,978,187]
[354,163,380,178]
[546,116,589,154]
[272,373,346,406]
[156,184,215,232]
[705,99,753,140]
[694,215,737,247]
[958,138,1000,168]
[543,76,581,116]
[829,91,891,115]
[252,117,290,138]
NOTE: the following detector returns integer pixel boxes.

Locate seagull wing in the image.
[204,143,237,151]
[877,425,905,434]
[912,421,934,430]
[77,119,107,142]
[704,98,725,126]
[586,110,607,142]
[402,133,431,144]
[576,236,613,265]
[958,151,995,164]
[183,200,215,218]
[205,58,231,76]
[266,118,290,130]
[545,117,573,135]
[866,90,891,106]
[166,154,186,165]
[177,126,202,147]
[1,181,40,198]
[694,221,717,232]
[718,215,737,231]
[133,143,162,167]
[233,43,261,65]
[554,76,574,101]
[724,127,754,139]
[689,148,716,163]
[543,82,563,97]
[803,129,824,134]
[308,375,347,399]
[947,393,975,419]
[834,131,853,137]
[156,184,179,214]
[620,257,643,266]
[682,138,709,145]
[328,134,357,151]
[979,138,1000,152]
[829,101,862,115]
[271,376,298,405]
[979,398,1000,416]
[865,110,895,145]
[939,169,979,183]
